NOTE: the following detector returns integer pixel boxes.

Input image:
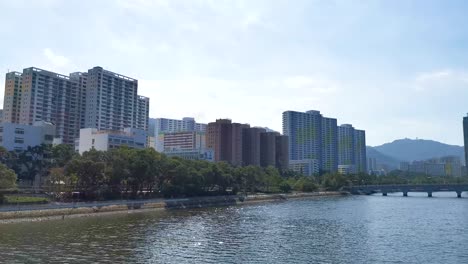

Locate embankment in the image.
[0,192,346,223]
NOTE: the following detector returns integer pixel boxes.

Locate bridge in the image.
[346,184,468,198]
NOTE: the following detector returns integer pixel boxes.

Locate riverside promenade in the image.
[0,192,344,222]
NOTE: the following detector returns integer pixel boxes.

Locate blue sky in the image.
[1,0,468,146]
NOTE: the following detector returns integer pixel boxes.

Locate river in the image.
[0,192,467,263]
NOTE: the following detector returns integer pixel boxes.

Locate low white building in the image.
[164,149,214,161]
[78,127,147,154]
[338,165,356,175]
[289,159,319,176]
[0,121,56,151]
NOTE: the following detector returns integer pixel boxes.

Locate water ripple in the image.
[0,194,467,263]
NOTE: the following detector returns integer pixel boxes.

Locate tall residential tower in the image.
[282,110,338,173]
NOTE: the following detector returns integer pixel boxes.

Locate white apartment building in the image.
[338,165,356,175]
[85,67,149,132]
[149,117,207,151]
[77,127,147,154]
[0,121,55,151]
[164,149,214,162]
[10,67,81,145]
[3,66,150,147]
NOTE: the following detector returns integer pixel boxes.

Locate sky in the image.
[1,0,468,146]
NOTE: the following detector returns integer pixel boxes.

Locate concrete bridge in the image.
[346,184,468,198]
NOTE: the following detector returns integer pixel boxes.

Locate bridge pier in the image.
[457,191,462,198]
[428,192,432,198]
[403,192,408,197]
[382,193,387,196]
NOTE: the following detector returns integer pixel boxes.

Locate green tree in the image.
[66,151,107,200]
[16,144,52,186]
[0,163,17,189]
[0,163,17,203]
[51,144,77,167]
[264,166,282,192]
[322,173,348,191]
[279,181,292,193]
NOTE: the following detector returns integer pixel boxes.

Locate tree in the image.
[0,163,17,203]
[48,167,71,194]
[279,181,292,193]
[293,177,318,192]
[264,166,282,192]
[0,163,17,190]
[66,155,107,200]
[322,173,348,191]
[51,144,77,167]
[16,144,52,186]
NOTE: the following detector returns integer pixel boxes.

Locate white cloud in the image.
[413,69,468,91]
[43,48,71,68]
[282,75,339,94]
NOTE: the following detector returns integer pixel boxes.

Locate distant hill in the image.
[373,138,464,163]
[366,147,400,170]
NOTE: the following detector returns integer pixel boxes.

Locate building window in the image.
[14,137,24,144]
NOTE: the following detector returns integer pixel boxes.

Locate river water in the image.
[1,192,467,263]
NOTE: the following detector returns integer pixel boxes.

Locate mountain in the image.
[366,147,400,170]
[373,138,464,163]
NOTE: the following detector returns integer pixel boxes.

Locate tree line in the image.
[0,145,321,201]
[1,144,467,202]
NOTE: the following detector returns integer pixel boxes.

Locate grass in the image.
[4,195,49,204]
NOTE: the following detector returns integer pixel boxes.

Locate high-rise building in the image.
[148,118,157,137]
[440,156,462,177]
[3,66,149,147]
[282,110,338,173]
[463,114,468,173]
[69,72,88,129]
[207,119,289,169]
[242,127,265,166]
[136,96,150,131]
[275,135,290,171]
[368,157,377,172]
[206,119,244,166]
[337,124,367,174]
[338,125,355,168]
[162,131,205,151]
[85,66,148,131]
[322,117,338,173]
[151,117,206,135]
[260,132,278,167]
[18,67,81,145]
[150,117,207,151]
[354,129,367,173]
[3,71,22,123]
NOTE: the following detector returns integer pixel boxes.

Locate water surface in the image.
[1,192,467,263]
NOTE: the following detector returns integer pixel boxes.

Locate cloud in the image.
[43,48,71,68]
[412,69,468,92]
[282,75,339,94]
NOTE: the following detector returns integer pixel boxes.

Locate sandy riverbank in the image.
[0,191,347,224]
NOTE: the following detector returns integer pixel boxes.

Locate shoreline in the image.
[0,191,347,224]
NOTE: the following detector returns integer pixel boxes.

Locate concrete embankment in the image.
[0,192,346,223]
